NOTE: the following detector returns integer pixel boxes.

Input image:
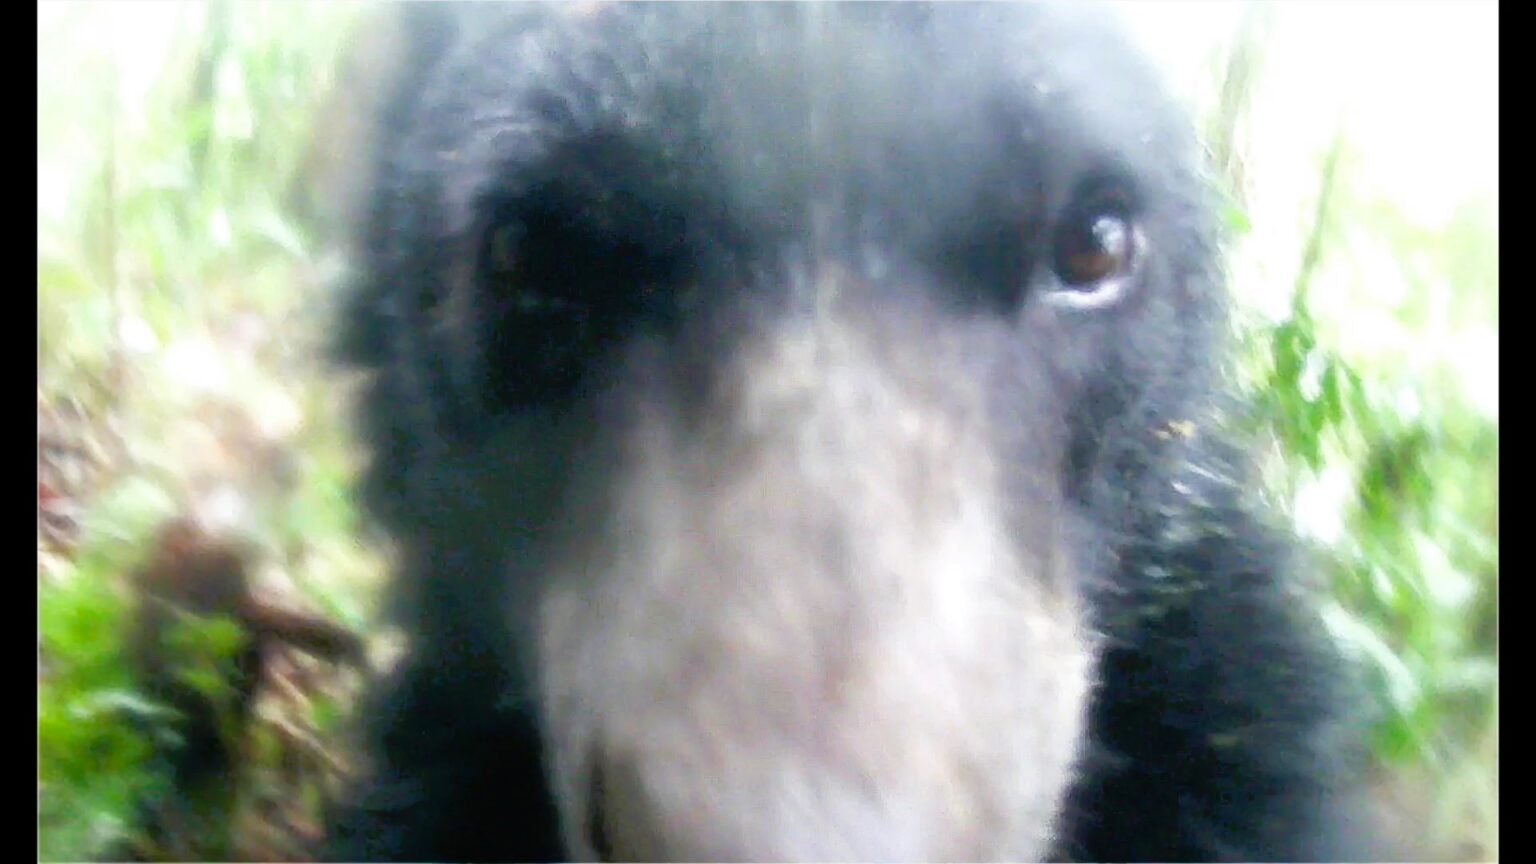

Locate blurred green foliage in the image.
[1205,6,1497,857]
[39,3,370,859]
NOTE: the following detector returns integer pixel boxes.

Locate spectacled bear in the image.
[323,4,1375,861]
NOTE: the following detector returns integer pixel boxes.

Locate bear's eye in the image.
[1057,213,1134,285]
[1047,183,1143,306]
[472,190,689,411]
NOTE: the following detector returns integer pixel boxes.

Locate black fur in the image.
[326,4,1371,861]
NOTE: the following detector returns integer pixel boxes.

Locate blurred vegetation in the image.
[37,3,1497,862]
[1201,5,1498,859]
[39,3,377,860]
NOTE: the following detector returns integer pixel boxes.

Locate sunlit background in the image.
[38,3,1498,861]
